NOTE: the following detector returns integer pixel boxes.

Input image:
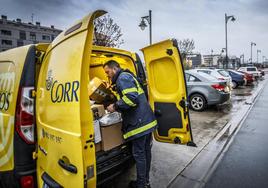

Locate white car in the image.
[194,68,232,91]
[237,66,261,79]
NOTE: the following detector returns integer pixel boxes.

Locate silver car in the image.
[185,70,231,111]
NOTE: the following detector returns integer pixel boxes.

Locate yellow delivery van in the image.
[0,10,195,188]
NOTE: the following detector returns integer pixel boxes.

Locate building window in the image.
[1,40,12,45]
[51,35,55,40]
[42,35,50,40]
[17,40,23,47]
[19,31,26,40]
[1,30,12,36]
[30,32,36,41]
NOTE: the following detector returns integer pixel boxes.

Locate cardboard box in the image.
[95,142,102,152]
[100,122,124,151]
[88,77,113,103]
[91,104,105,118]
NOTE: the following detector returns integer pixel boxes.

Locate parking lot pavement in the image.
[112,77,266,188]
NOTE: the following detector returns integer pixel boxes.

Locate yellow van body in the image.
[0,10,194,188]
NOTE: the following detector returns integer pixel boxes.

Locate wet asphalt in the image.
[204,79,268,188]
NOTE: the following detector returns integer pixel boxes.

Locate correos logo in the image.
[46,70,80,103]
[0,72,15,111]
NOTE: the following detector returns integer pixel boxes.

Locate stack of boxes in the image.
[89,77,124,152]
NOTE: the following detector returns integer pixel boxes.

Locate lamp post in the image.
[139,10,152,45]
[225,13,236,69]
[250,42,256,63]
[210,49,213,67]
[220,48,226,68]
[257,49,261,64]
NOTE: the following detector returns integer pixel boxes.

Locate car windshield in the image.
[247,67,257,71]
[218,70,229,77]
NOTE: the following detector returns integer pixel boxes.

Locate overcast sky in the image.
[1,0,268,62]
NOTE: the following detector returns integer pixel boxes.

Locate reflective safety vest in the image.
[112,69,157,141]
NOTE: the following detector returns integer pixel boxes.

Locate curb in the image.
[168,78,268,188]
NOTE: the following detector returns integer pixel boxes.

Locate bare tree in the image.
[93,15,124,47]
[177,38,195,59]
[177,39,195,70]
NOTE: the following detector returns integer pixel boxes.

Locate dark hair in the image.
[103,60,120,69]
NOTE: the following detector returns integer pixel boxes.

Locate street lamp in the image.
[225,13,236,69]
[139,10,152,45]
[257,49,261,64]
[250,42,256,63]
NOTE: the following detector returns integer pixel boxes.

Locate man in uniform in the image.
[103,60,157,188]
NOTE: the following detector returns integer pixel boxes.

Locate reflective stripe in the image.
[123,120,157,139]
[122,95,136,107]
[115,93,120,100]
[133,79,144,95]
[123,72,144,95]
[122,87,138,95]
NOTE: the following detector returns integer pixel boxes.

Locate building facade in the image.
[0,15,62,51]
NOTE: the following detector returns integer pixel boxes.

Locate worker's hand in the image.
[107,104,116,113]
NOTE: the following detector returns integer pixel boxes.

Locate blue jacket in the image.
[112,69,157,141]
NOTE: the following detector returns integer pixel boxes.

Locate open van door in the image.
[36,10,106,188]
[141,39,195,146]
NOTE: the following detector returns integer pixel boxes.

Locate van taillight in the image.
[211,84,225,91]
[16,87,35,144]
[20,175,34,188]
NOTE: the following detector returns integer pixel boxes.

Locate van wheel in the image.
[190,94,207,111]
[232,81,238,89]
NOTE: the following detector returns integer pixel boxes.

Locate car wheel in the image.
[190,94,207,111]
[232,81,238,89]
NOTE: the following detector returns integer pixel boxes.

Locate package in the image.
[100,122,124,151]
[99,112,122,126]
[88,77,113,103]
[95,142,102,152]
[91,104,105,119]
[93,120,101,143]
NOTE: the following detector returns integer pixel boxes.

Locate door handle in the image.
[179,97,188,119]
[58,157,77,174]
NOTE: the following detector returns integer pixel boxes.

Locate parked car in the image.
[237,70,254,85]
[185,70,230,111]
[227,70,245,88]
[194,68,232,90]
[237,66,261,79]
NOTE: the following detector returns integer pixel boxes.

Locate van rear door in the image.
[141,39,195,146]
[36,10,106,188]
